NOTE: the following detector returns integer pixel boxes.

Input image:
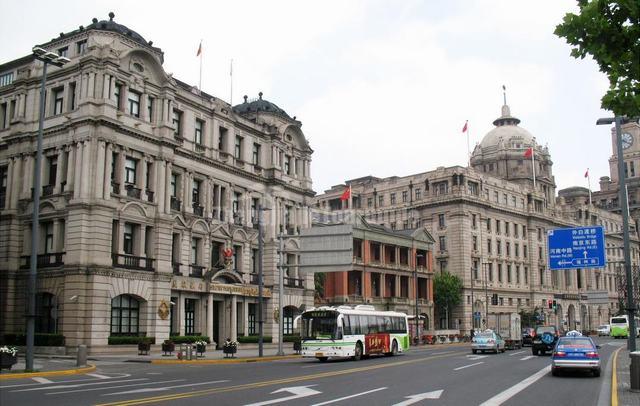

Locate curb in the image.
[611,346,622,406]
[0,364,96,380]
[152,354,301,365]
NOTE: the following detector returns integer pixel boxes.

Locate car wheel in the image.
[317,357,328,362]
[593,368,601,377]
[353,342,363,361]
[533,348,539,356]
[540,349,545,356]
[472,349,477,354]
[501,347,506,353]
[552,368,560,377]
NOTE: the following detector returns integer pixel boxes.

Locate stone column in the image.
[165,162,172,214]
[80,140,91,198]
[157,159,166,213]
[66,145,75,195]
[53,148,64,194]
[103,143,113,200]
[73,142,83,199]
[177,293,185,336]
[94,140,106,199]
[139,226,147,257]
[243,300,249,337]
[5,157,14,209]
[22,154,33,199]
[87,72,96,99]
[231,295,238,342]
[140,156,148,190]
[207,294,214,340]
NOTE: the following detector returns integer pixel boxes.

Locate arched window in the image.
[283,306,299,335]
[36,292,57,333]
[111,295,140,335]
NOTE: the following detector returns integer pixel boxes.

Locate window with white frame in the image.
[195,119,203,144]
[52,87,64,115]
[128,90,141,117]
[124,158,137,185]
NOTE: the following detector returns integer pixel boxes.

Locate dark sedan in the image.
[522,327,536,346]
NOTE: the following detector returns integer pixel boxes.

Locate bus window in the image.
[359,315,368,334]
[383,316,393,333]
[368,315,379,334]
[343,315,352,335]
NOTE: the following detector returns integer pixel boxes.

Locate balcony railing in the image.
[189,265,205,277]
[284,277,304,288]
[42,184,54,197]
[125,184,142,199]
[195,144,205,153]
[193,204,204,217]
[170,196,181,211]
[111,182,120,195]
[111,253,155,272]
[172,262,181,275]
[20,252,66,269]
[145,189,154,203]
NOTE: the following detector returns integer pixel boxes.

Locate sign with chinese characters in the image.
[547,226,605,270]
[365,333,390,354]
[170,277,272,297]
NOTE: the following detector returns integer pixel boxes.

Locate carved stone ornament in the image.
[158,299,170,320]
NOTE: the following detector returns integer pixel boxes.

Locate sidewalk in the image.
[615,349,640,406]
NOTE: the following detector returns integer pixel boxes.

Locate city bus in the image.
[610,315,640,338]
[297,305,409,362]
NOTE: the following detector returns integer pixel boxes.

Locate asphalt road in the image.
[0,336,623,406]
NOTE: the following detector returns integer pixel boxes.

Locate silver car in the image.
[471,330,506,354]
[597,324,610,336]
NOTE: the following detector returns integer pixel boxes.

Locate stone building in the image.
[315,103,638,333]
[0,14,315,349]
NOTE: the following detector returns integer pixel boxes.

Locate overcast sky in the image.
[1,0,614,194]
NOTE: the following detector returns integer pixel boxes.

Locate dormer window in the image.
[58,47,68,58]
[76,40,87,55]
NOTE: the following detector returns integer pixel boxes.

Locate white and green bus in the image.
[298,305,409,362]
[610,315,640,338]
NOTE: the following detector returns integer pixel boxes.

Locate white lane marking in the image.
[310,387,387,406]
[3,375,128,389]
[509,350,527,356]
[466,355,488,360]
[479,365,550,406]
[103,380,229,396]
[454,362,484,371]
[46,379,184,395]
[11,378,148,392]
[31,377,54,384]
[392,390,444,406]
[431,351,454,355]
[244,386,321,406]
[520,356,536,361]
[146,372,163,375]
[86,373,111,379]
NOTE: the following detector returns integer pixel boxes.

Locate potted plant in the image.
[195,340,207,357]
[293,337,302,354]
[0,346,18,370]
[161,339,175,356]
[222,338,238,358]
[138,337,152,355]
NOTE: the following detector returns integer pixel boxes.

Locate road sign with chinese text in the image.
[547,226,605,270]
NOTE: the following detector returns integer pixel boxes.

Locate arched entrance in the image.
[420,313,430,331]
[555,304,563,330]
[580,304,588,331]
[567,304,576,331]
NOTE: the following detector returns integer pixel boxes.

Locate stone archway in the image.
[567,304,576,331]
[580,304,589,332]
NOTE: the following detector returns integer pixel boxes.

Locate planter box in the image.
[0,353,17,370]
[138,342,151,355]
[161,343,175,355]
[196,344,206,356]
[223,346,237,358]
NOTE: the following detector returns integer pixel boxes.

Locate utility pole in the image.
[257,203,264,357]
[277,204,285,356]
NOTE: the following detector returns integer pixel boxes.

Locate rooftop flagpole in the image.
[230,59,233,105]
[197,40,203,91]
[585,168,592,206]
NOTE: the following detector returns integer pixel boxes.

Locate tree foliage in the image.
[433,271,463,313]
[554,1,640,117]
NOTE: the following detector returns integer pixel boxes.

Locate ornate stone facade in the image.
[0,15,315,349]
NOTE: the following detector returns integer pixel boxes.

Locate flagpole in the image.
[198,40,203,91]
[230,59,233,105]
[531,144,536,191]
[467,122,470,167]
[586,168,592,206]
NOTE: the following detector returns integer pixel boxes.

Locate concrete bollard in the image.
[76,344,87,367]
[631,351,640,392]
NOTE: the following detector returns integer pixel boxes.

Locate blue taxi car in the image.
[471,330,505,354]
[551,330,601,377]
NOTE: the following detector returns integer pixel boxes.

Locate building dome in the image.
[233,92,292,119]
[478,104,534,150]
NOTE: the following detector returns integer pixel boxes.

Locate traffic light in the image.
[548,300,553,309]
[552,300,557,311]
[491,294,498,305]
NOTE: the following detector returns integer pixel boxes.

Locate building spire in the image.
[502,84,507,106]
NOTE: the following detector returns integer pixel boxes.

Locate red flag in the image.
[462,121,468,133]
[584,169,589,178]
[523,147,533,158]
[196,41,202,57]
[339,185,351,201]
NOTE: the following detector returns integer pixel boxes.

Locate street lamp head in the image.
[54,56,71,65]
[32,47,47,56]
[596,117,615,126]
[43,51,59,60]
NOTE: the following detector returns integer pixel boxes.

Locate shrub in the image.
[283,335,301,343]
[237,335,272,343]
[2,333,65,346]
[168,335,211,344]
[108,336,156,345]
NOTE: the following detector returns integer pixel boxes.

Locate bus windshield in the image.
[611,317,627,324]
[301,311,339,340]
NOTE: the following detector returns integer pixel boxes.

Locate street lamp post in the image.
[482,262,490,328]
[256,203,271,358]
[597,116,637,352]
[26,47,70,371]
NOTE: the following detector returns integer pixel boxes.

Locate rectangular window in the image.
[391,193,396,204]
[114,83,122,109]
[170,173,178,197]
[524,244,528,258]
[234,135,242,159]
[252,143,261,166]
[505,222,510,236]
[184,299,196,335]
[472,214,477,228]
[218,127,227,151]
[495,219,501,234]
[123,223,134,254]
[44,222,54,254]
[378,195,384,207]
[172,109,182,136]
[284,155,291,174]
[488,263,493,282]
[125,158,137,184]
[415,188,421,199]
[47,156,57,186]
[438,213,446,228]
[472,235,478,251]
[367,198,373,208]
[402,191,408,202]
[147,96,154,122]
[76,40,87,55]
[0,72,14,87]
[498,264,503,282]
[515,243,519,257]
[191,237,199,264]
[128,90,141,117]
[507,264,512,283]
[0,102,7,129]
[192,179,201,205]
[53,87,64,115]
[439,236,446,252]
[487,239,492,254]
[0,166,7,209]
[486,218,491,232]
[516,266,521,284]
[195,119,203,144]
[506,242,511,256]
[68,82,77,110]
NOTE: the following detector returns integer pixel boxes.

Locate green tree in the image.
[314,273,325,301]
[554,1,640,117]
[433,271,463,329]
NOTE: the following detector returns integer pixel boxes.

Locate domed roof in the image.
[233,92,292,119]
[479,104,534,150]
[87,13,148,46]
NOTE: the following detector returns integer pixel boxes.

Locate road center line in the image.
[86,373,111,379]
[31,377,54,384]
[103,380,230,396]
[519,356,536,361]
[509,350,526,356]
[454,362,484,371]
[46,379,185,395]
[11,378,148,392]
[310,387,387,406]
[478,365,550,406]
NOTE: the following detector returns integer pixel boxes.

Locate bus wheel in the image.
[353,342,363,361]
[317,357,328,362]
[385,340,398,357]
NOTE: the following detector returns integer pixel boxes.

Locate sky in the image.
[0,0,615,195]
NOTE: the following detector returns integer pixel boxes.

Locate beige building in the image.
[315,103,638,333]
[0,14,315,349]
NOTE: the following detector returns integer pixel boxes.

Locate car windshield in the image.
[556,337,595,350]
[536,326,556,334]
[301,311,338,340]
[598,325,608,329]
[477,332,494,338]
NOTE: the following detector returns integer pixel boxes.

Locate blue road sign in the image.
[547,226,606,270]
